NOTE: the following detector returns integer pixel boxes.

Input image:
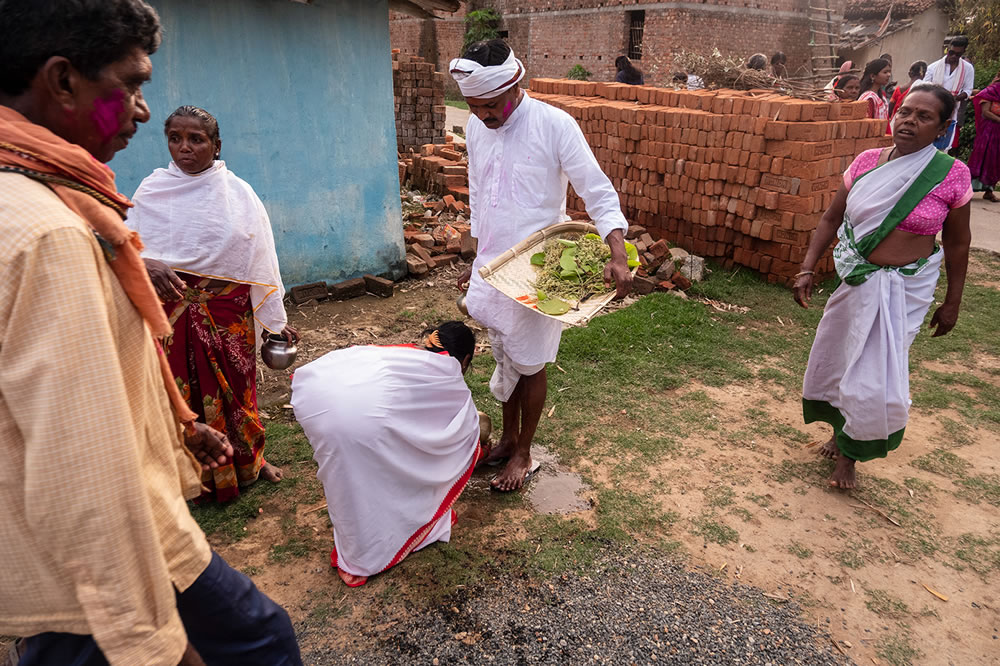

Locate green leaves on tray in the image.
[536,297,571,315]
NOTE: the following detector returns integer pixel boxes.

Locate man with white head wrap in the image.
[452,39,632,492]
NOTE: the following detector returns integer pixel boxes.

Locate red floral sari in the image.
[164,272,265,502]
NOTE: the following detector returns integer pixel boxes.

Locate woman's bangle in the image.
[795,270,814,278]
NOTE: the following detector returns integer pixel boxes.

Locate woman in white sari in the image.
[291,322,488,587]
[795,85,972,489]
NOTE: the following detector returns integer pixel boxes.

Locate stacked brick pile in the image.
[402,139,470,205]
[392,50,447,153]
[401,195,476,277]
[527,79,893,284]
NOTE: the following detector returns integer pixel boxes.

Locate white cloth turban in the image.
[449,48,525,99]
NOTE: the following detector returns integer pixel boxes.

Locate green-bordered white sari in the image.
[802,144,954,461]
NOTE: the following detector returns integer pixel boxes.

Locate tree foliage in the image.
[950,0,1000,62]
[463,9,501,50]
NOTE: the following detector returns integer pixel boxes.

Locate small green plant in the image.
[693,515,739,545]
[567,64,592,81]
[463,9,501,50]
[910,449,971,478]
[865,589,909,618]
[877,632,923,666]
[787,541,813,559]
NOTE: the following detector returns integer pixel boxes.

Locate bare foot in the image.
[336,569,368,587]
[817,436,837,460]
[829,453,857,489]
[481,437,516,466]
[490,452,533,492]
[260,462,283,483]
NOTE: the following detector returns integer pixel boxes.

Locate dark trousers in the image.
[18,552,302,666]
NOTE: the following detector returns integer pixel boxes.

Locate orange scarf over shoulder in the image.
[0,106,197,426]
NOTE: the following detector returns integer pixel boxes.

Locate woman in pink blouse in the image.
[793,84,972,490]
[858,58,892,126]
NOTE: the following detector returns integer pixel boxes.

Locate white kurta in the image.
[922,57,975,123]
[291,346,480,578]
[466,93,628,368]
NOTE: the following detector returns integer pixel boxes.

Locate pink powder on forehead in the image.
[91,90,125,142]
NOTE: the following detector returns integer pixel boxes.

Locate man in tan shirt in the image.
[0,2,301,665]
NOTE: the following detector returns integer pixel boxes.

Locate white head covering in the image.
[449,48,525,99]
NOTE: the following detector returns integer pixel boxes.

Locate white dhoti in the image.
[487,327,548,402]
[291,345,481,578]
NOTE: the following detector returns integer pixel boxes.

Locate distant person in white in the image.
[450,39,632,491]
[920,36,974,150]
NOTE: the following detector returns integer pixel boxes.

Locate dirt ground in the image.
[201,250,1000,666]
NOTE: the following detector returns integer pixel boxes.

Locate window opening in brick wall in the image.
[627,10,645,60]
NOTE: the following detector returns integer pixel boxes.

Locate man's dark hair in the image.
[746,54,767,70]
[771,52,786,66]
[908,60,927,79]
[0,0,161,97]
[462,39,511,67]
[909,83,957,124]
[423,321,476,362]
[165,106,221,143]
[879,52,893,62]
[951,35,969,49]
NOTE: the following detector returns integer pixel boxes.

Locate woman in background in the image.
[829,74,861,102]
[859,58,892,125]
[889,60,928,121]
[969,70,1000,202]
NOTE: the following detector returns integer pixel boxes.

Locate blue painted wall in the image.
[112,0,405,285]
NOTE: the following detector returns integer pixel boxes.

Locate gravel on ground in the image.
[301,550,847,665]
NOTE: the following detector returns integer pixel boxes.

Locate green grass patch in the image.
[835,548,866,569]
[190,422,311,542]
[877,632,923,666]
[865,588,909,618]
[704,485,736,507]
[787,541,813,559]
[902,477,937,496]
[511,515,611,576]
[910,449,972,478]
[937,416,975,448]
[952,533,1000,575]
[692,514,739,546]
[268,538,312,563]
[955,474,1000,507]
[444,99,469,110]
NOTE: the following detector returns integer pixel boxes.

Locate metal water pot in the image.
[261,334,298,370]
[456,291,469,316]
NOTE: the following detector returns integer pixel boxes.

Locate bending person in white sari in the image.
[795,86,972,489]
[291,322,487,587]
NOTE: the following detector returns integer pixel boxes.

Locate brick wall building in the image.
[391,0,848,90]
